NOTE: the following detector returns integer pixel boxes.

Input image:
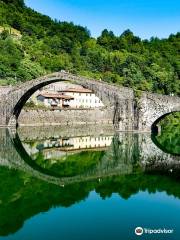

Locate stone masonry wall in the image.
[138,92,180,131]
[18,108,114,126]
[0,86,12,96]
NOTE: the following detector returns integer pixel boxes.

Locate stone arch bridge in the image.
[0,72,180,131]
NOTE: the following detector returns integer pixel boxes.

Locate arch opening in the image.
[13,79,82,120]
[10,78,108,127]
[151,111,180,134]
[151,111,180,155]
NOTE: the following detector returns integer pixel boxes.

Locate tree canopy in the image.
[0,0,179,96]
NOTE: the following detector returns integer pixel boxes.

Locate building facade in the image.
[35,87,104,109]
[60,88,104,108]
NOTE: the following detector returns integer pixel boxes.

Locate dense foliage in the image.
[0,0,179,95]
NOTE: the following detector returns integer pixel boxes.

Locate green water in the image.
[0,124,179,240]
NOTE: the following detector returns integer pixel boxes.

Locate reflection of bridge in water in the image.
[0,126,180,186]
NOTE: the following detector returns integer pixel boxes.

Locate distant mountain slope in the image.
[0,0,179,96]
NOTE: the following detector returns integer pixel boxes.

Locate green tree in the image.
[0,0,179,96]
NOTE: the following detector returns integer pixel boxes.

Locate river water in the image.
[0,125,179,240]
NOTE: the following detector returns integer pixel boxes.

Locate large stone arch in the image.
[11,78,111,126]
[0,72,134,128]
[0,72,180,131]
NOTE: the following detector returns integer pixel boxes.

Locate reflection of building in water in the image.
[44,135,113,150]
[23,135,113,160]
[28,82,104,109]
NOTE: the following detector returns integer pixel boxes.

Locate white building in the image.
[35,87,104,109]
[60,87,104,108]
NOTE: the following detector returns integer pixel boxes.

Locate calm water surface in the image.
[0,125,179,240]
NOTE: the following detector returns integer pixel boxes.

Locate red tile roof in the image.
[38,91,74,100]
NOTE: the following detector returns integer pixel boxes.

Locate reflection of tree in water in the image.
[1,126,180,236]
[1,166,180,236]
[0,167,94,236]
[34,150,105,177]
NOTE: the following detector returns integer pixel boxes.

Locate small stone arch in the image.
[138,91,180,131]
[151,110,180,133]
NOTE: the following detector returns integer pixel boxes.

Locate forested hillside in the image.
[0,0,179,95]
